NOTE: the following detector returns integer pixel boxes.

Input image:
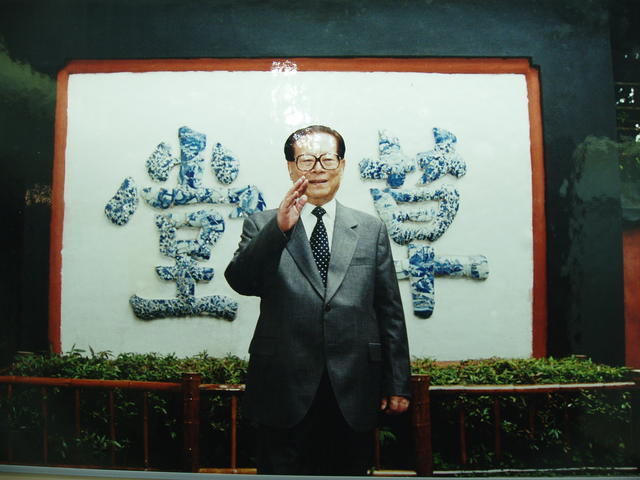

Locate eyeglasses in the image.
[294,153,342,171]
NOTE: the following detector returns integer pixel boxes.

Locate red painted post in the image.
[230,394,238,471]
[631,370,640,467]
[182,373,201,472]
[410,375,433,476]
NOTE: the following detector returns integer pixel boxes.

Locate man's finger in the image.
[384,396,410,415]
[295,194,308,212]
[283,178,307,208]
[283,191,298,209]
[282,181,305,208]
[298,177,308,195]
[380,397,388,411]
[290,176,306,194]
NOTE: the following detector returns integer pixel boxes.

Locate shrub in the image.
[0,350,634,472]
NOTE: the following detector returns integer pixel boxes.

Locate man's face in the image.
[288,131,345,206]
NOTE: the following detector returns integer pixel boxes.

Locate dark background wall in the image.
[0,0,625,364]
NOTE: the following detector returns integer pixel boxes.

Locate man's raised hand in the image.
[277,176,308,232]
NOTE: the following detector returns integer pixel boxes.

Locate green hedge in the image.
[0,350,635,472]
[411,356,630,385]
[6,349,248,384]
[7,349,630,384]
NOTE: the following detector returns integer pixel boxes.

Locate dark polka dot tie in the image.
[310,206,330,286]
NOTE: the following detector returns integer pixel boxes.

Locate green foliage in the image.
[8,348,249,384]
[411,355,629,385]
[1,351,634,472]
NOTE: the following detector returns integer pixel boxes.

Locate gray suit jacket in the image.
[224,202,410,432]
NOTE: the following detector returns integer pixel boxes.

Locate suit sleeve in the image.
[224,214,289,297]
[375,221,412,398]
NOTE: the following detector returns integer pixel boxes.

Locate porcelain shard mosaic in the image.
[361,127,489,318]
[105,126,266,321]
[105,177,138,226]
[359,130,416,188]
[140,127,265,212]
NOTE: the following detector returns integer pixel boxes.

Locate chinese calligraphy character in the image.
[360,128,488,318]
[105,126,266,321]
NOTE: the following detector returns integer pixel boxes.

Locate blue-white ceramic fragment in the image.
[361,126,489,318]
[139,127,266,215]
[108,126,267,321]
[435,255,489,279]
[370,185,460,245]
[147,143,179,182]
[131,209,237,321]
[130,294,238,321]
[407,243,436,318]
[178,126,207,190]
[359,130,415,188]
[395,243,489,318]
[416,127,467,184]
[156,210,225,260]
[211,143,240,185]
[104,177,138,226]
[179,127,206,160]
[228,185,267,218]
[141,186,228,209]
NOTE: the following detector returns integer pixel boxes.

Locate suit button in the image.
[324,305,331,312]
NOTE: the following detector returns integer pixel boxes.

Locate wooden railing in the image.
[429,378,640,473]
[0,373,638,475]
[0,375,183,469]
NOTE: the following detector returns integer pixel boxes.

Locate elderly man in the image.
[225,125,410,475]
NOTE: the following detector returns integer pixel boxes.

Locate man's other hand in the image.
[277,176,308,232]
[380,395,410,415]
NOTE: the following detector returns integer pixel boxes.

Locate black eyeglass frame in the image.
[293,153,343,171]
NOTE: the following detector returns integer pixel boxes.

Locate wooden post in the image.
[41,387,49,464]
[373,428,381,471]
[182,373,201,472]
[74,388,81,463]
[493,397,502,462]
[632,370,640,467]
[108,390,116,466]
[410,375,433,476]
[230,394,238,471]
[7,385,13,462]
[459,407,467,466]
[143,391,150,469]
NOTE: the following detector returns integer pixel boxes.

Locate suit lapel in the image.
[326,202,358,303]
[285,219,325,298]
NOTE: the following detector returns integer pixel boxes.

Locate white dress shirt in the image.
[299,198,337,252]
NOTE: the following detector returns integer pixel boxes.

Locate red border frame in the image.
[623,228,640,367]
[50,57,547,357]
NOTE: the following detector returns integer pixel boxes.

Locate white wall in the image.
[61,69,533,360]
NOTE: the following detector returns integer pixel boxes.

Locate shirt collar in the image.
[303,198,337,221]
